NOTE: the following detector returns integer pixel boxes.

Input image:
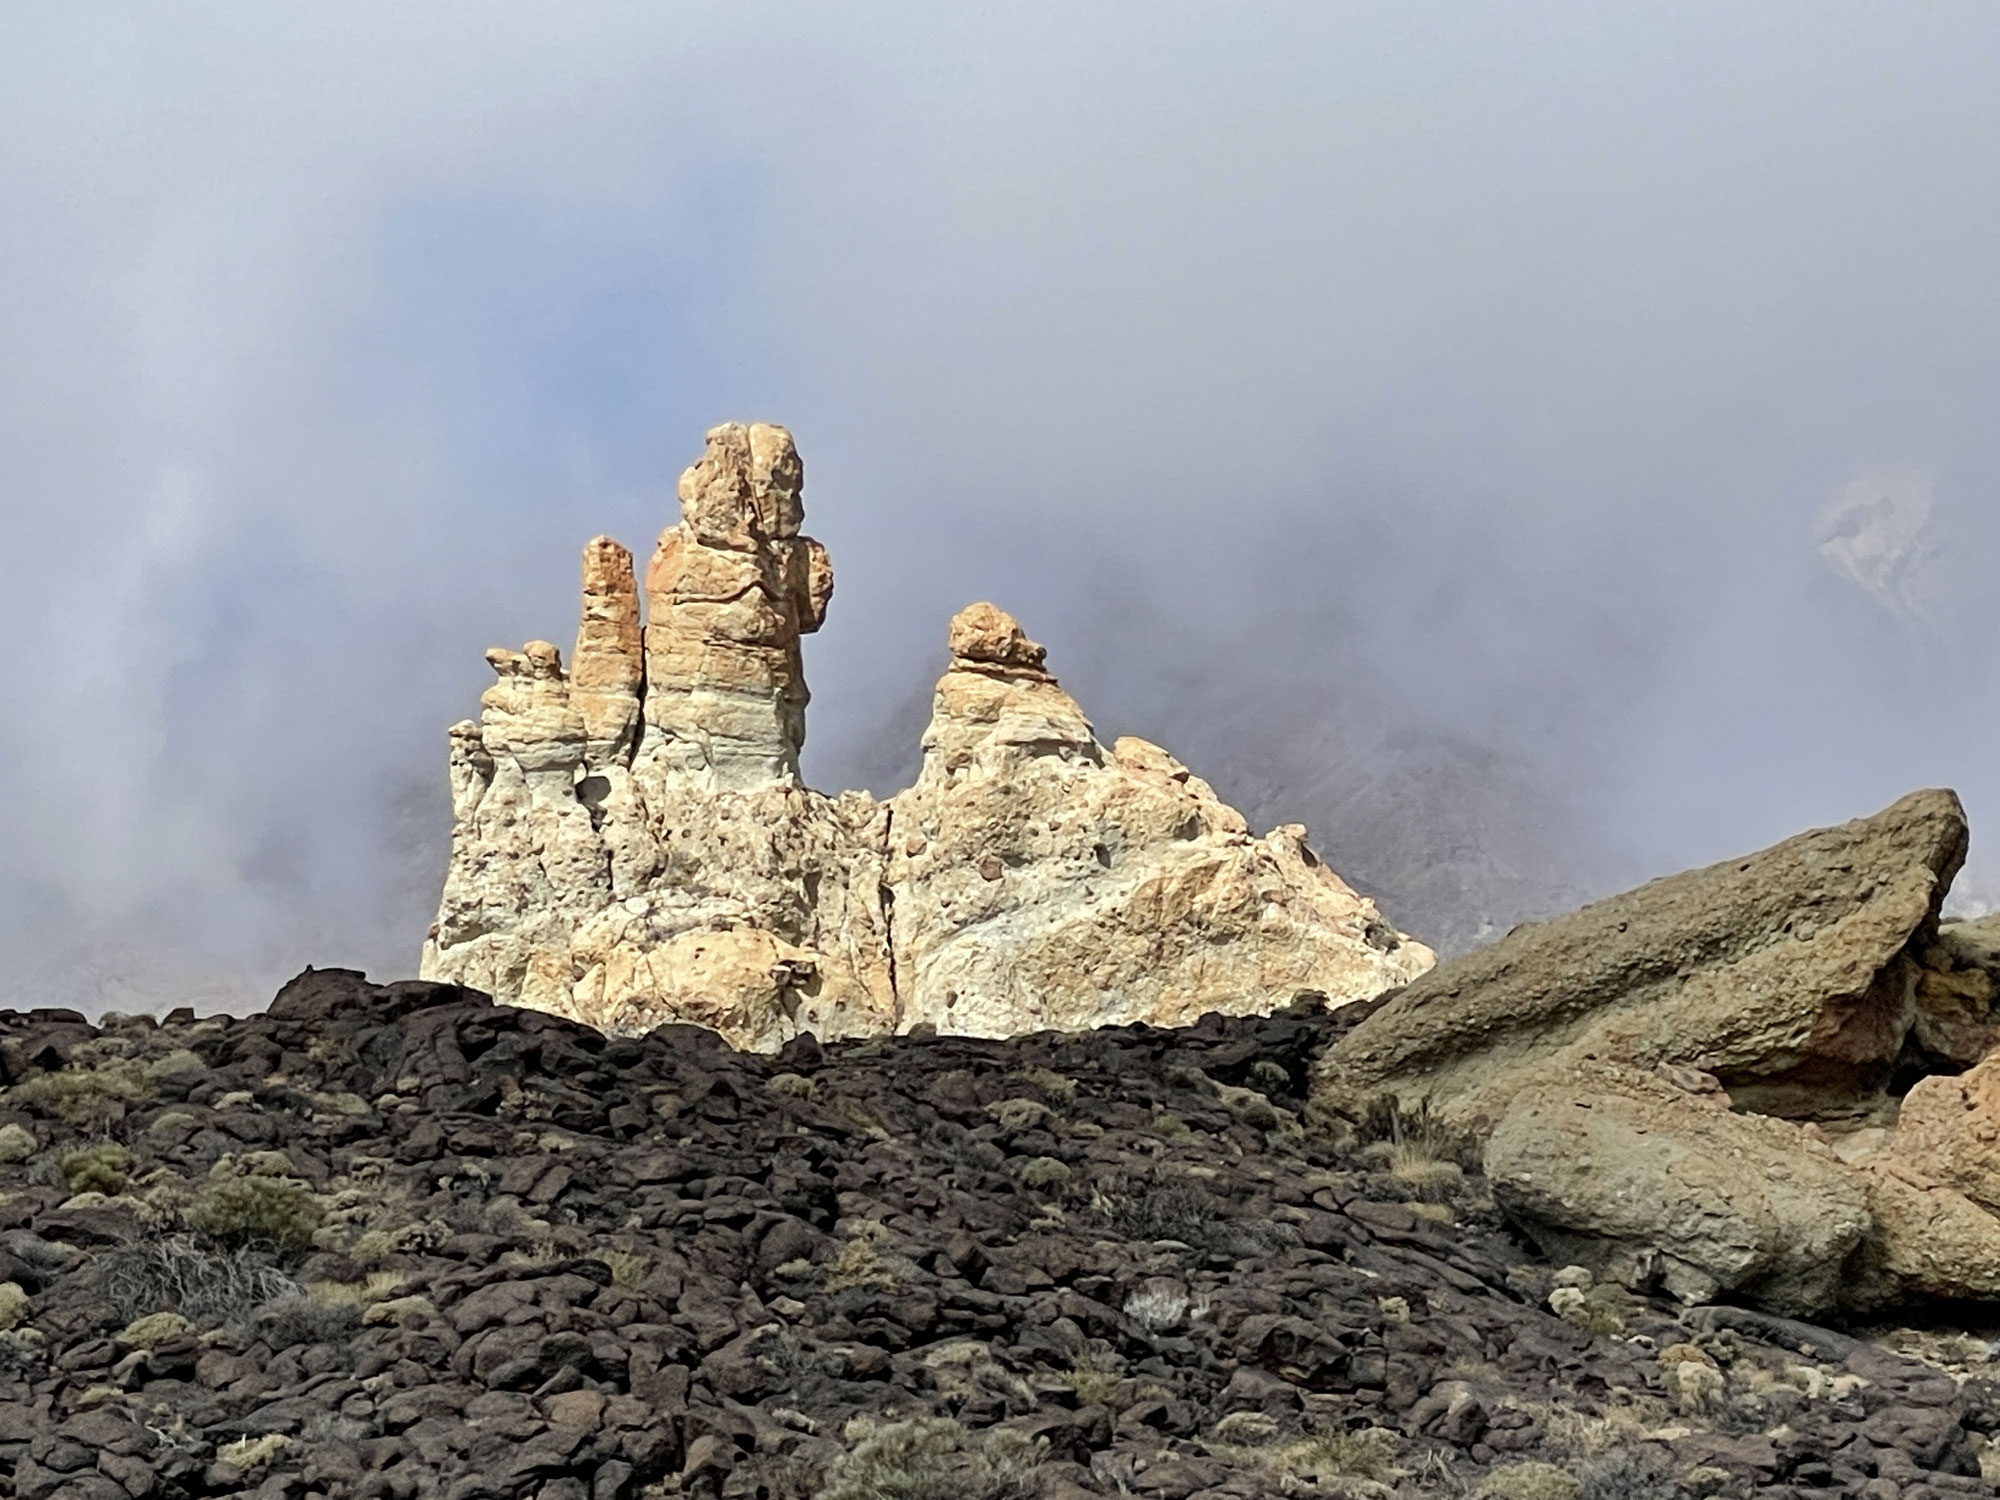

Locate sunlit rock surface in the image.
[421,422,1432,1050]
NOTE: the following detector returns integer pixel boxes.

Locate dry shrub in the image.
[1477,1460,1580,1500]
[814,1416,1044,1500]
[100,1235,300,1325]
[10,1063,154,1128]
[1350,1096,1482,1172]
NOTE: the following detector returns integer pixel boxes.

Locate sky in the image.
[4,4,2000,1008]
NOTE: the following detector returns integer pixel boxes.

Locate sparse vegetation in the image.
[1062,1346,1125,1406]
[1122,1284,1195,1331]
[217,1434,294,1474]
[1476,1460,1581,1500]
[814,1416,1045,1500]
[1207,1424,1404,1486]
[186,1172,324,1256]
[603,1248,651,1287]
[1090,1178,1286,1261]
[254,1292,363,1348]
[58,1139,133,1195]
[823,1225,902,1291]
[9,1062,154,1127]
[984,1097,1050,1131]
[768,1072,817,1099]
[100,1235,301,1325]
[1013,1066,1075,1102]
[1016,1155,1070,1189]
[1575,1448,1680,1500]
[1346,1094,1482,1172]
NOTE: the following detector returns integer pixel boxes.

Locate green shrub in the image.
[1013,1066,1076,1102]
[186,1176,324,1256]
[59,1141,133,1195]
[1018,1156,1070,1190]
[815,1416,1045,1500]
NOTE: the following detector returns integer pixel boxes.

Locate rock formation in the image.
[422,421,1432,1049]
[1313,788,2000,1314]
[1315,788,1970,1133]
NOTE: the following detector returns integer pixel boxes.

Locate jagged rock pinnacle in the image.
[421,423,1432,1048]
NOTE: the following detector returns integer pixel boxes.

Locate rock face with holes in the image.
[420,422,1431,1050]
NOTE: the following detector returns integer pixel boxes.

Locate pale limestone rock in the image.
[571,537,643,767]
[422,423,1430,1050]
[639,421,830,791]
[884,604,1433,1037]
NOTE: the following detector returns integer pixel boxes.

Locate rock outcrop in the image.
[422,422,1431,1049]
[1315,788,1969,1133]
[1312,789,2000,1315]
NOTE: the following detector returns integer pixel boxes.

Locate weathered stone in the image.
[885,605,1431,1036]
[1483,1062,1871,1315]
[1316,789,1968,1131]
[423,424,1427,1047]
[571,537,643,768]
[1909,913,2000,1068]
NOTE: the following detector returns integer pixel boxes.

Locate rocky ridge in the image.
[421,422,1430,1049]
[3,969,1997,1500]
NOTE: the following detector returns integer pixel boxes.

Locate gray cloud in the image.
[5,4,2000,1006]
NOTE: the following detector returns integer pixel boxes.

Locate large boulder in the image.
[1315,789,1968,1132]
[1485,1062,1870,1315]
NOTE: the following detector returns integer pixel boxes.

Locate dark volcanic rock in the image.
[0,967,1990,1498]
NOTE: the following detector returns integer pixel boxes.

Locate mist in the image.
[5,4,2000,1008]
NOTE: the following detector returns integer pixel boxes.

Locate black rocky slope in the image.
[0,972,1994,1500]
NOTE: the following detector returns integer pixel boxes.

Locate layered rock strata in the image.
[422,422,1431,1050]
[1314,789,2000,1314]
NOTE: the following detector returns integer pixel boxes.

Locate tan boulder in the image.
[1315,788,1968,1132]
[1849,1160,2000,1307]
[1878,1047,2000,1214]
[1484,1062,1871,1316]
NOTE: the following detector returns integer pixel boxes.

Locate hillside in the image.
[0,970,1993,1500]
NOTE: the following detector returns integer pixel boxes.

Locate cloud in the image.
[5,3,2000,1005]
